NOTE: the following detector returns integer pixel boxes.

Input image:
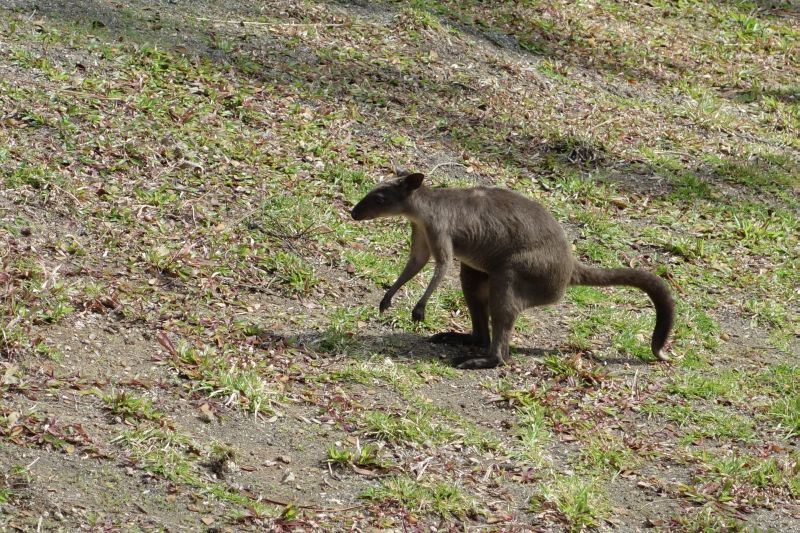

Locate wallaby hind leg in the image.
[456,272,520,369]
[430,264,489,348]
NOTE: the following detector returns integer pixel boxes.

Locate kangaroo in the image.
[350,172,674,369]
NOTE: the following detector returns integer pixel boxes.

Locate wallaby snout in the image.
[350,200,375,221]
[350,204,365,220]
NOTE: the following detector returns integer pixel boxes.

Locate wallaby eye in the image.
[375,196,385,205]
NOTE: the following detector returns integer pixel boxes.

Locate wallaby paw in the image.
[655,349,672,362]
[453,356,503,369]
[411,305,425,322]
[379,295,392,314]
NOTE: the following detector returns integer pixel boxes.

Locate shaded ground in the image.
[1,0,798,531]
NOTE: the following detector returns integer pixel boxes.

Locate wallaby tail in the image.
[570,262,674,361]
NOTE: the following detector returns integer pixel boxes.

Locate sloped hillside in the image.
[1,0,798,530]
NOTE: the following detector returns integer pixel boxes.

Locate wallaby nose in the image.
[351,199,368,220]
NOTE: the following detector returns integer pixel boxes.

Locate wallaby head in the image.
[350,172,425,221]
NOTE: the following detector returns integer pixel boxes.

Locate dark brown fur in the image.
[351,173,674,368]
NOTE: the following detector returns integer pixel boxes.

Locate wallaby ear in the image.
[404,173,425,190]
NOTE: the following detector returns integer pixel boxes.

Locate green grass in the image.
[666,370,743,401]
[362,476,475,518]
[108,423,274,520]
[674,503,748,532]
[511,401,551,466]
[642,401,755,444]
[112,426,201,484]
[103,390,164,423]
[771,394,800,439]
[578,432,639,476]
[532,474,609,532]
[0,0,798,529]
[694,449,800,494]
[362,407,455,445]
[326,442,390,470]
[169,342,283,417]
[1,464,33,501]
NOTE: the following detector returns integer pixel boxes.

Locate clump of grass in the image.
[170,342,282,417]
[362,476,474,518]
[262,251,320,295]
[362,407,455,446]
[771,394,800,439]
[103,390,164,424]
[460,424,501,452]
[322,354,458,392]
[695,449,796,491]
[642,401,754,444]
[543,353,607,384]
[112,426,202,484]
[1,463,33,502]
[578,433,638,476]
[490,380,553,463]
[666,370,742,401]
[394,6,443,33]
[327,442,390,469]
[674,503,746,532]
[510,401,551,466]
[316,305,375,353]
[531,474,608,532]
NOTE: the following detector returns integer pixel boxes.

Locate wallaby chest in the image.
[414,210,520,272]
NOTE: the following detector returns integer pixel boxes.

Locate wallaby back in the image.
[570,263,674,360]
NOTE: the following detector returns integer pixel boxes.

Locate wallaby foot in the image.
[655,348,671,362]
[451,354,505,369]
[429,332,489,347]
[379,293,393,314]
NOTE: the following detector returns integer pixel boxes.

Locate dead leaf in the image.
[351,465,381,477]
[199,403,215,423]
[156,331,178,357]
[2,364,19,385]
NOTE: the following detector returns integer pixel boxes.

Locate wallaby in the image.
[351,172,674,369]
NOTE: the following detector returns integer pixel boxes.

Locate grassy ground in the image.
[1,0,798,530]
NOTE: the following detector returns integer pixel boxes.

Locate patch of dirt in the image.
[1,443,226,531]
[2,0,798,530]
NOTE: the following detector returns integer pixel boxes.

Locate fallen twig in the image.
[192,17,343,27]
[428,161,466,175]
[256,494,362,513]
